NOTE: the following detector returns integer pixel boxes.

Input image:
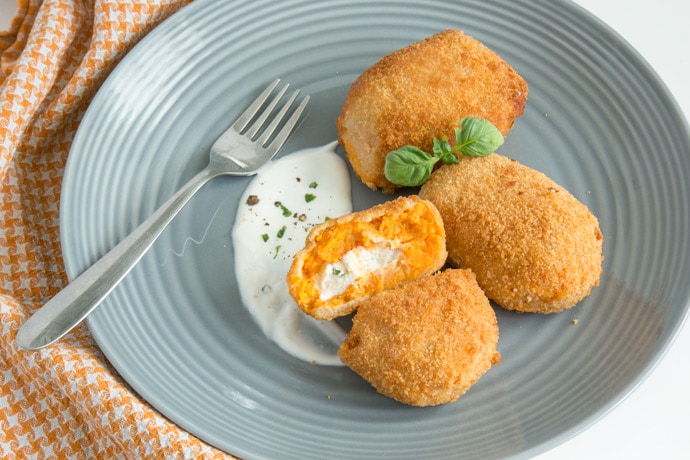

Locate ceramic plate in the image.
[61,0,690,458]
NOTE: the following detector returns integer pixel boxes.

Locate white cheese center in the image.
[317,245,401,301]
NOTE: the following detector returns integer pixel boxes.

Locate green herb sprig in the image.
[384,117,504,187]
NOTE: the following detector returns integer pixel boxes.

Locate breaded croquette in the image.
[287,196,447,320]
[336,29,528,193]
[419,154,604,314]
[338,269,500,407]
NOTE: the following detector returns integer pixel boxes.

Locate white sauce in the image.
[232,142,352,366]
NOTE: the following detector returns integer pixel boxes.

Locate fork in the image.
[16,79,309,350]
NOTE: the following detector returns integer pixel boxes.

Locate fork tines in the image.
[232,79,310,153]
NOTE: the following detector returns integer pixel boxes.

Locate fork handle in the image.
[16,167,218,350]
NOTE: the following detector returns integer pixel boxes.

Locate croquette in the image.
[287,196,447,320]
[336,29,528,193]
[419,154,604,314]
[338,269,501,407]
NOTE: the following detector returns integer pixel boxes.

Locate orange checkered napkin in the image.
[1,1,235,457]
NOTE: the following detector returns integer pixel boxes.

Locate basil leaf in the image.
[432,136,460,165]
[440,151,459,164]
[384,146,438,186]
[432,137,451,158]
[384,117,501,188]
[455,117,504,157]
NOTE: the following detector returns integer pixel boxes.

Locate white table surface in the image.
[0,0,13,28]
[1,1,688,459]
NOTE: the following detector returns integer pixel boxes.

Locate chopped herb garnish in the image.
[274,201,292,217]
[305,193,316,202]
[277,226,286,238]
[273,245,282,259]
[261,233,269,242]
[309,181,318,189]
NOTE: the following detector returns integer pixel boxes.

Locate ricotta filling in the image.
[317,245,401,301]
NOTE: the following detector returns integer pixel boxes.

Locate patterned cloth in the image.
[1,1,233,457]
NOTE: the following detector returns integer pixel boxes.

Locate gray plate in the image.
[61,0,690,458]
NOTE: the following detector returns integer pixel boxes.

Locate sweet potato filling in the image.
[291,199,445,313]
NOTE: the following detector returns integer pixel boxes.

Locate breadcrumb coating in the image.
[338,269,500,407]
[420,154,604,314]
[336,29,528,192]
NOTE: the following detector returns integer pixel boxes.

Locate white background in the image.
[1,1,688,458]
[0,0,13,29]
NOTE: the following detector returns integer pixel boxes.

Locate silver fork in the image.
[16,79,309,350]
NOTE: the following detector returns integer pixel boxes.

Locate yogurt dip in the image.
[232,142,352,365]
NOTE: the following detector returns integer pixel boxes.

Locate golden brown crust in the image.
[287,196,447,320]
[338,269,500,407]
[336,29,528,192]
[419,154,604,314]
